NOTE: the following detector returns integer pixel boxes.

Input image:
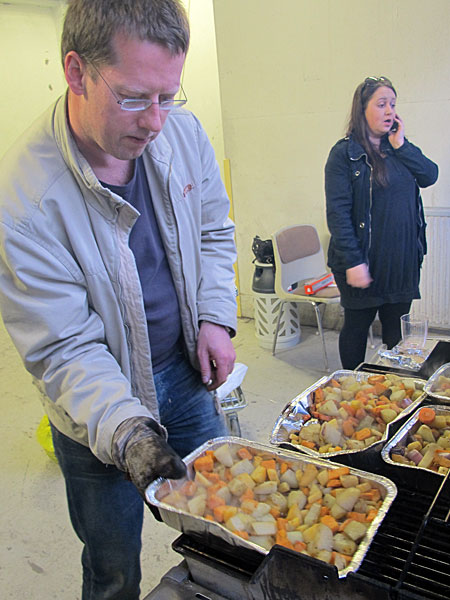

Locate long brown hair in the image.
[347,76,397,187]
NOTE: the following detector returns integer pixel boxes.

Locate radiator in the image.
[411,208,450,329]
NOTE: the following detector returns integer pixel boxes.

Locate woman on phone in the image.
[325,76,438,369]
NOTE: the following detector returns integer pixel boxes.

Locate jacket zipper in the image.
[350,151,373,264]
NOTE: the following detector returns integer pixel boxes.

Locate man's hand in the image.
[346,263,373,288]
[197,321,236,391]
[112,417,186,496]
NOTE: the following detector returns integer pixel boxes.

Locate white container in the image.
[253,292,300,350]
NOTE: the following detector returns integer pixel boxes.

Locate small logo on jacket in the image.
[183,183,194,197]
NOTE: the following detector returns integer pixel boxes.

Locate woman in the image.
[325,76,438,369]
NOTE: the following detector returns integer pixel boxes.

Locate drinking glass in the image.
[400,314,428,352]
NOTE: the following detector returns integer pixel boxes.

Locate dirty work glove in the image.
[112,417,187,495]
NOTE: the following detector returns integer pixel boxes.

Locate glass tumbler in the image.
[400,314,428,351]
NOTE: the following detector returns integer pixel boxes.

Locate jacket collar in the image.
[345,133,393,161]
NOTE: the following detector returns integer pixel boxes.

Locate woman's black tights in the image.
[339,302,412,370]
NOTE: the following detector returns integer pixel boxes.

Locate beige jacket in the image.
[0,95,237,464]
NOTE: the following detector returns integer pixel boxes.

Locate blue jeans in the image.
[51,353,228,600]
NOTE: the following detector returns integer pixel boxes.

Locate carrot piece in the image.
[361,489,381,501]
[347,511,366,523]
[276,517,288,531]
[320,506,330,516]
[342,420,355,437]
[179,480,198,496]
[327,478,344,488]
[207,494,226,510]
[194,454,214,472]
[270,507,281,518]
[320,515,339,533]
[330,379,342,388]
[366,509,378,522]
[317,413,332,422]
[235,530,250,540]
[207,481,227,496]
[300,440,316,449]
[355,407,367,420]
[213,505,229,522]
[327,467,350,480]
[314,388,324,402]
[260,459,277,470]
[342,403,356,417]
[280,462,289,474]
[205,450,215,458]
[276,530,294,550]
[373,382,388,395]
[237,447,253,461]
[418,407,436,424]
[367,375,386,384]
[202,471,220,483]
[205,514,215,522]
[240,488,255,502]
[294,541,307,552]
[354,427,372,441]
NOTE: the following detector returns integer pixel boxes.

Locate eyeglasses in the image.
[87,61,187,112]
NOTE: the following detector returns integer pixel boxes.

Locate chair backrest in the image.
[271,224,327,294]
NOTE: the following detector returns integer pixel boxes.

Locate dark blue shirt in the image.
[101,158,181,372]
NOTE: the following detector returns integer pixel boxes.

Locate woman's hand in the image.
[388,113,405,149]
[346,263,372,288]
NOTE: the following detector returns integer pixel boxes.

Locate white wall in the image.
[213,0,450,317]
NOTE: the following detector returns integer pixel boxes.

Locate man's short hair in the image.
[61,0,190,68]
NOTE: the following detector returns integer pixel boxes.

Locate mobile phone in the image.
[390,116,399,132]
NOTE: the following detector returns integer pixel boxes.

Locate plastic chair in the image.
[271,224,341,371]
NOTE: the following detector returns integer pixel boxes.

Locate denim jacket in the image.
[325,135,438,274]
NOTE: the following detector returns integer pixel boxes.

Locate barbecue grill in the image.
[145,451,450,600]
[145,350,450,600]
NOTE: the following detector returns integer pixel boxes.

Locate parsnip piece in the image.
[228,477,248,497]
[416,425,436,444]
[333,532,357,556]
[248,535,274,551]
[252,502,271,518]
[195,471,213,488]
[298,464,318,487]
[304,502,321,526]
[236,472,256,490]
[269,492,288,512]
[381,408,397,424]
[187,495,206,516]
[230,458,254,477]
[213,443,234,467]
[251,521,277,536]
[316,550,333,563]
[335,487,361,512]
[280,469,299,489]
[340,475,359,489]
[287,489,307,509]
[343,520,367,541]
[286,530,305,544]
[254,481,278,495]
[320,399,340,417]
[330,502,347,520]
[315,523,334,552]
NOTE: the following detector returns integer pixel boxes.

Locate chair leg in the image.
[313,302,329,372]
[272,300,285,356]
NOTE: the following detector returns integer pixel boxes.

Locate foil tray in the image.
[382,405,450,475]
[424,362,450,403]
[146,436,397,579]
[270,370,425,459]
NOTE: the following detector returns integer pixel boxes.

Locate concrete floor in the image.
[1,315,373,599]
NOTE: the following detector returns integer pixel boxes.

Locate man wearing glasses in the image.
[0,1,237,597]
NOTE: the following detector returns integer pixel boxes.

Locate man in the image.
[0,0,237,597]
